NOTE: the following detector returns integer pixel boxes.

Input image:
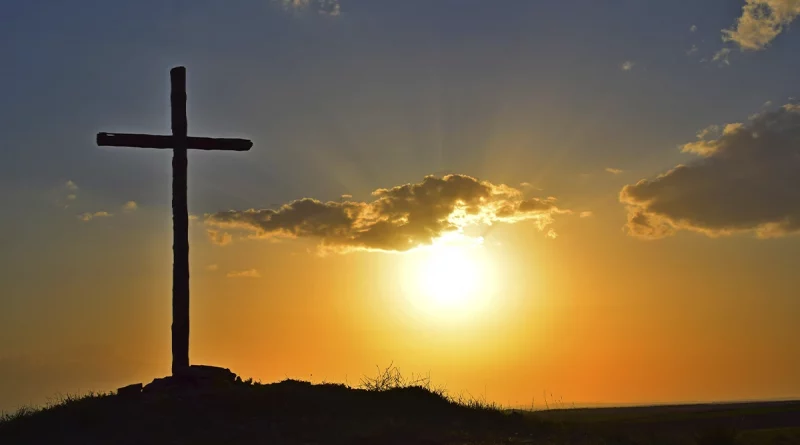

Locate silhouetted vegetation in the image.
[1,366,798,444]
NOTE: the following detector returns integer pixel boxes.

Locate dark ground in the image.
[1,377,799,445]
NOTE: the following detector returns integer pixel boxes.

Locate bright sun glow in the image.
[420,245,481,307]
[401,234,496,323]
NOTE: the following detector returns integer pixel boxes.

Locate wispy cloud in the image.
[281,0,340,16]
[206,264,219,272]
[686,44,699,56]
[519,182,542,191]
[122,201,138,212]
[79,211,112,222]
[207,230,232,246]
[579,211,594,218]
[605,168,623,175]
[206,174,570,254]
[690,24,698,32]
[712,47,732,66]
[227,269,261,278]
[620,61,635,71]
[61,180,79,207]
[722,0,800,51]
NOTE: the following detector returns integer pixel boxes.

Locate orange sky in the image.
[3,200,798,412]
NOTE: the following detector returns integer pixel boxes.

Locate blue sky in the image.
[2,0,798,210]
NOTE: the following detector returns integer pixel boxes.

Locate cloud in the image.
[227,269,261,278]
[206,174,569,253]
[680,123,746,156]
[712,47,732,65]
[605,168,623,175]
[79,211,112,222]
[122,201,138,212]
[281,0,340,16]
[686,44,699,56]
[722,0,800,51]
[61,181,79,207]
[519,182,542,191]
[620,102,800,239]
[690,25,698,32]
[621,61,635,71]
[579,211,594,218]
[207,230,232,246]
[341,194,353,200]
[622,208,676,239]
[206,264,219,271]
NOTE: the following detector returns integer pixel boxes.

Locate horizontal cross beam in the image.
[97,132,252,151]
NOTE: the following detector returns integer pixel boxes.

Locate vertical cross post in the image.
[171,67,190,376]
[96,67,252,378]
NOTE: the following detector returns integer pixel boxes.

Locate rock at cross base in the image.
[116,383,143,397]
[142,365,242,394]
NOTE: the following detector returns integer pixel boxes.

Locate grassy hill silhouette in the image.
[2,365,799,444]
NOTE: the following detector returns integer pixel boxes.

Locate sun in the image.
[402,234,496,322]
[419,245,481,307]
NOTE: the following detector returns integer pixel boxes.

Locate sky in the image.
[1,0,800,412]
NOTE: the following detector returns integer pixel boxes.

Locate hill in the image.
[1,366,799,444]
[1,378,535,445]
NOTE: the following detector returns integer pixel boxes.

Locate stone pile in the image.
[116,365,242,397]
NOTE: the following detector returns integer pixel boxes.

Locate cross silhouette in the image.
[97,67,253,376]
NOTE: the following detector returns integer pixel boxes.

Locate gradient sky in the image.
[2,0,800,412]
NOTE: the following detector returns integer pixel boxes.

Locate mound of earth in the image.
[0,368,543,445]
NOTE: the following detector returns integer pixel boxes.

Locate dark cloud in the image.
[620,103,800,239]
[206,174,568,253]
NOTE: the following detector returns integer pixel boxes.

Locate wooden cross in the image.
[97,67,253,376]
